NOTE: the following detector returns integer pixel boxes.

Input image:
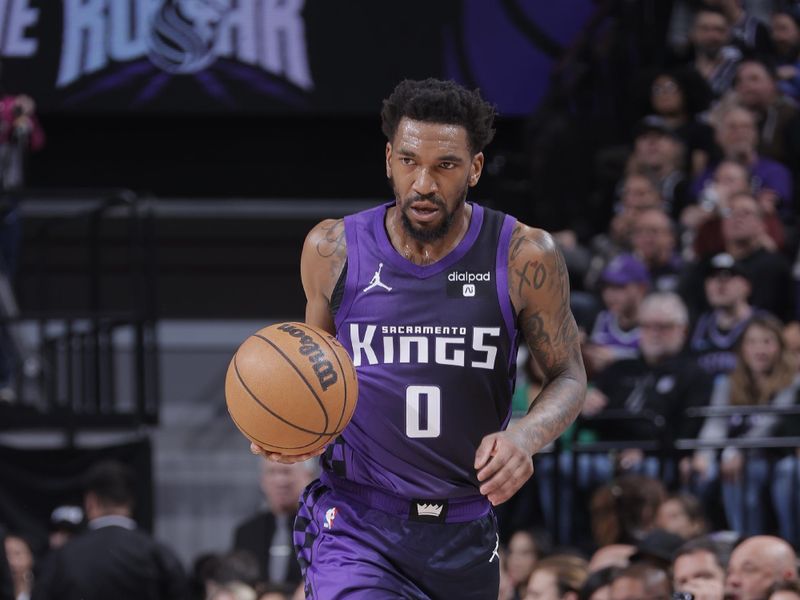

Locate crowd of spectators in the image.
[501,0,800,554]
[497,2,800,597]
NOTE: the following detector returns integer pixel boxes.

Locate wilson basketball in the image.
[225,322,358,455]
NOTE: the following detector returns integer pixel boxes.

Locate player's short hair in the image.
[380,78,497,154]
[83,460,136,509]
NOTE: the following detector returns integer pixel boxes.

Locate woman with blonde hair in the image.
[689,314,800,536]
[524,554,590,600]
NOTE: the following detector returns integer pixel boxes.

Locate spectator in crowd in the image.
[731,58,800,168]
[583,292,711,478]
[524,555,590,600]
[721,193,793,320]
[771,7,800,102]
[499,554,517,600]
[782,321,800,372]
[609,563,671,600]
[586,173,665,292]
[626,117,690,218]
[767,580,800,600]
[689,315,800,537]
[32,460,187,600]
[584,254,650,376]
[629,528,686,570]
[46,506,83,551]
[638,67,714,176]
[507,529,542,600]
[682,7,742,99]
[545,293,702,543]
[682,192,793,320]
[688,253,759,378]
[630,209,683,293]
[655,493,708,540]
[686,160,784,261]
[188,553,220,600]
[254,582,294,600]
[704,0,773,55]
[588,546,635,574]
[231,460,311,588]
[205,551,260,597]
[590,476,666,547]
[0,525,12,600]
[726,536,798,600]
[672,537,727,600]
[692,106,792,220]
[579,566,619,600]
[208,581,257,600]
[4,533,33,600]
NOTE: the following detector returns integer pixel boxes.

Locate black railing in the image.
[537,405,800,546]
[0,188,159,433]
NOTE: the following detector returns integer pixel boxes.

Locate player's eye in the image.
[400,157,415,166]
[439,162,455,170]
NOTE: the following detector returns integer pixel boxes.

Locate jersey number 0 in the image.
[405,385,441,438]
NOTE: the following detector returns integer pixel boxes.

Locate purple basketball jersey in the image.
[329,202,519,501]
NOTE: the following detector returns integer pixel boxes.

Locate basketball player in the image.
[251,78,586,599]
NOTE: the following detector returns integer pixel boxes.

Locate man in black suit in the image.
[231,459,312,587]
[32,461,187,600]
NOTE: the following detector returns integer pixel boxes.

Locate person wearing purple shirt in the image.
[250,79,586,599]
[690,105,793,219]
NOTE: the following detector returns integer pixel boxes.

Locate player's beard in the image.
[391,178,469,243]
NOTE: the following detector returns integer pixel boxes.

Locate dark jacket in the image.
[232,511,302,586]
[586,352,713,443]
[32,518,187,600]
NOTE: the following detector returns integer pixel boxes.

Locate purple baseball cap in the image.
[602,254,650,286]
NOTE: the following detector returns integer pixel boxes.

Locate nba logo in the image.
[324,507,337,529]
[462,284,476,297]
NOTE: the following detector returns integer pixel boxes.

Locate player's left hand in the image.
[474,429,533,506]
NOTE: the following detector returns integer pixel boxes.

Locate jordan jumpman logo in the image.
[489,533,500,563]
[363,263,392,292]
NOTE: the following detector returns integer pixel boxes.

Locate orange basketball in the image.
[225,322,358,455]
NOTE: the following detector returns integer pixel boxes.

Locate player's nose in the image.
[411,167,438,196]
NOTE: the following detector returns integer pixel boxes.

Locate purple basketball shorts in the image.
[293,476,500,599]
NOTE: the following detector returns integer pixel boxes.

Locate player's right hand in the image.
[250,442,326,464]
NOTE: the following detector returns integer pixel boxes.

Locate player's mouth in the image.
[409,203,441,223]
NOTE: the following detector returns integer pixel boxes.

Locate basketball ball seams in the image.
[288,322,353,435]
[225,321,358,456]
[251,333,333,434]
[227,403,330,451]
[234,350,332,436]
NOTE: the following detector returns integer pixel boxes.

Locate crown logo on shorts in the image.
[416,503,443,518]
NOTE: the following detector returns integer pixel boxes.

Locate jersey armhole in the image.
[333,215,359,332]
[329,261,348,318]
[496,214,518,342]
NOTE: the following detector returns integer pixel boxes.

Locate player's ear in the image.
[469,152,484,187]
[386,142,393,178]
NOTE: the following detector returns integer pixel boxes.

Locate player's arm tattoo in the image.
[314,218,347,292]
[301,219,346,333]
[510,224,586,455]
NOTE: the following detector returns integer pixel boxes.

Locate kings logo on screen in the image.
[50,0,313,106]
